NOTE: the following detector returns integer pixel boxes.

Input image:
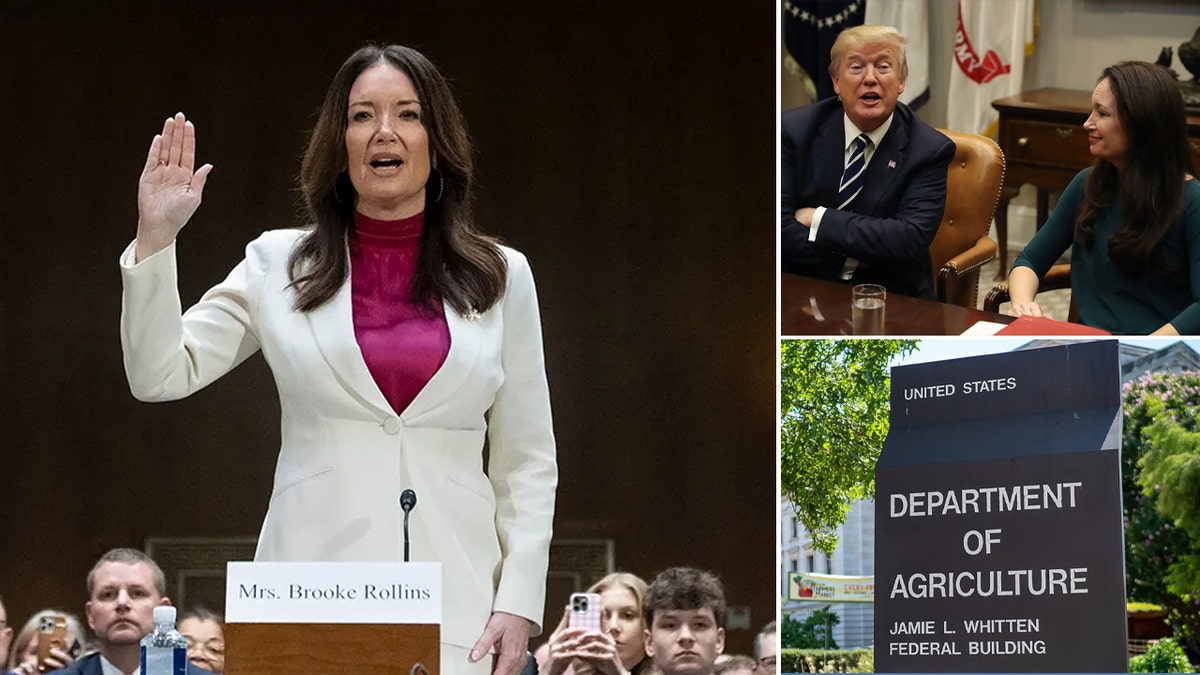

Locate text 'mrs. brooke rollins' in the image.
[238,582,433,601]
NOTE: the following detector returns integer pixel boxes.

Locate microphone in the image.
[400,489,417,562]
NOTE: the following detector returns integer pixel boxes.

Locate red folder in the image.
[996,315,1112,336]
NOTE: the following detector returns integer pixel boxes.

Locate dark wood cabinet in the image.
[991,88,1200,273]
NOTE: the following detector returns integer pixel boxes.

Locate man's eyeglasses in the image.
[757,656,777,672]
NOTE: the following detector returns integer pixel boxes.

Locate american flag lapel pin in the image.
[888,160,897,169]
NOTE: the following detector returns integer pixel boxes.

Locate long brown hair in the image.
[1074,61,1194,276]
[289,44,507,314]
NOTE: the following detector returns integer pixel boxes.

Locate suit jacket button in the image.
[383,416,402,435]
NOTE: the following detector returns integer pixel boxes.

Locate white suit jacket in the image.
[119,229,557,648]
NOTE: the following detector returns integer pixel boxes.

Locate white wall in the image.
[919,0,1199,127]
[1027,1,1200,93]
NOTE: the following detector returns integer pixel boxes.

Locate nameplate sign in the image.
[875,341,1126,673]
[225,562,442,624]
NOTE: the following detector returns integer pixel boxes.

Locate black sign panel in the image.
[874,341,1126,672]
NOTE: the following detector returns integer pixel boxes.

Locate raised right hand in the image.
[136,112,214,262]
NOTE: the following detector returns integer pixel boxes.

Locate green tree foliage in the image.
[1142,418,1200,544]
[781,607,842,650]
[780,339,917,552]
[1124,372,1200,657]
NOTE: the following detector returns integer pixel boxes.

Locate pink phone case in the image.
[568,592,602,631]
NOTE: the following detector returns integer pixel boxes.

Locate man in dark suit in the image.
[47,548,212,675]
[782,24,955,300]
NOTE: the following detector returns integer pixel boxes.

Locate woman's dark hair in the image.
[1075,60,1194,277]
[289,44,506,314]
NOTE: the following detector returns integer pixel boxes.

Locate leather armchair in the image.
[930,129,1005,308]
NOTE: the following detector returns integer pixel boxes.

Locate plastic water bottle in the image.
[140,605,188,675]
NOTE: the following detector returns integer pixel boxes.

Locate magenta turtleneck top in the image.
[349,211,450,415]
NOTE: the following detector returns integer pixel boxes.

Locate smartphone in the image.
[37,615,68,672]
[568,592,602,632]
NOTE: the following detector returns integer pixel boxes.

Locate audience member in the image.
[5,610,85,675]
[178,608,224,674]
[752,621,776,674]
[541,573,652,675]
[712,655,755,675]
[0,594,12,671]
[781,24,955,300]
[641,568,725,675]
[1006,60,1200,334]
[45,548,211,675]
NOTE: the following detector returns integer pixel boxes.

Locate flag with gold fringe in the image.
[784,0,865,102]
[945,0,1037,137]
[864,0,930,110]
[784,1,930,109]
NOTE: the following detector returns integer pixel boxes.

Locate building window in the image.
[806,554,814,572]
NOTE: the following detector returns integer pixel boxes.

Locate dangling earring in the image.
[428,169,444,204]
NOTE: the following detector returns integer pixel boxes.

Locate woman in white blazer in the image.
[119,44,557,675]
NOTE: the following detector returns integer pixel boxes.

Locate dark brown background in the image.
[0,0,776,655]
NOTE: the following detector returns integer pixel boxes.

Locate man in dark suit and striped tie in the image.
[781,24,955,300]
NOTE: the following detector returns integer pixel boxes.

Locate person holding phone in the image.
[119,43,556,675]
[539,573,653,675]
[4,610,84,675]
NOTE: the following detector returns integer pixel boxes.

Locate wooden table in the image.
[991,88,1200,275]
[780,273,1014,336]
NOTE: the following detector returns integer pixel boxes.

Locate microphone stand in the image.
[400,489,417,563]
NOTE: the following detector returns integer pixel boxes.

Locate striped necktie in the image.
[838,133,870,210]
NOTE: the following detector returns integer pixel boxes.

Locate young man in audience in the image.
[642,567,725,675]
[753,621,777,674]
[47,548,211,675]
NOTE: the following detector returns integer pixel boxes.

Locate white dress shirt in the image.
[808,112,896,278]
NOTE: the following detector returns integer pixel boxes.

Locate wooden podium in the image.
[224,562,441,675]
[226,623,439,674]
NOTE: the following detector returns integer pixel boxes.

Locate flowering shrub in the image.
[1123,371,1200,657]
[782,648,873,673]
[1129,637,1194,673]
